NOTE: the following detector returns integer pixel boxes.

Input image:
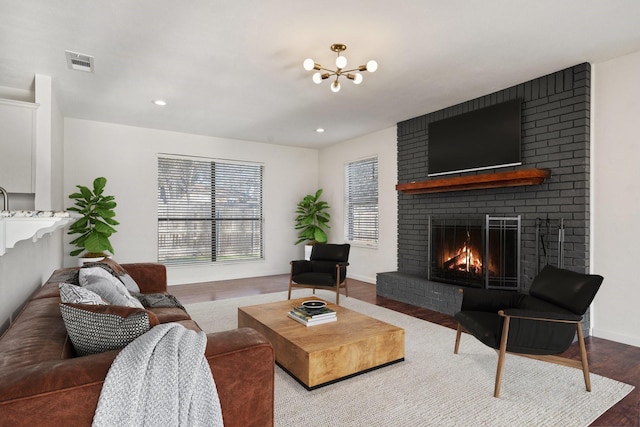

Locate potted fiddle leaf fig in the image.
[67,176,119,258]
[295,189,330,256]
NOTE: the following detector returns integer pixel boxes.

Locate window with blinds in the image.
[157,155,263,265]
[344,156,378,245]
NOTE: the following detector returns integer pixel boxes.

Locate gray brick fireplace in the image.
[377,63,592,329]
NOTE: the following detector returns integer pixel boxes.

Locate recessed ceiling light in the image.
[316,128,325,133]
[153,100,167,106]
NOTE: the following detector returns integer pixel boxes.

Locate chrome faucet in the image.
[0,186,8,211]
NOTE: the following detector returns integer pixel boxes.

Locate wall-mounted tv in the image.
[427,99,522,176]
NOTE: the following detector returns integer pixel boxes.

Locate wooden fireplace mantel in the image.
[396,169,551,195]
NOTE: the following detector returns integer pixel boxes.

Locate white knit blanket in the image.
[93,323,223,427]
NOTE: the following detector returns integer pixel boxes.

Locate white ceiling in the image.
[2,1,640,149]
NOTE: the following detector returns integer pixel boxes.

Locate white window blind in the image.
[158,155,263,265]
[344,156,378,245]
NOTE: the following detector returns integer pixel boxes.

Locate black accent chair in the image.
[288,244,350,305]
[453,265,604,397]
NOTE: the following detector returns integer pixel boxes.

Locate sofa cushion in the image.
[47,268,80,285]
[59,283,106,305]
[79,267,143,308]
[292,271,338,287]
[147,307,192,323]
[30,281,67,300]
[120,263,168,294]
[60,303,159,356]
[0,298,74,367]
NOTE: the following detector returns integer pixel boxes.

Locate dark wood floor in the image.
[170,275,640,427]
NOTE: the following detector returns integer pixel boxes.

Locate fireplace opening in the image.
[429,215,521,290]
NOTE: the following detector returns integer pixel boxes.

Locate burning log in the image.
[444,253,466,270]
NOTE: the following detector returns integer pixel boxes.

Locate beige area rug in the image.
[186,290,634,427]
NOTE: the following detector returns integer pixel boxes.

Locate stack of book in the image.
[288,304,337,327]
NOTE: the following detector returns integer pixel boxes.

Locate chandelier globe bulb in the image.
[353,73,363,84]
[312,72,323,84]
[366,60,378,73]
[331,80,341,93]
[303,58,315,71]
[336,55,347,69]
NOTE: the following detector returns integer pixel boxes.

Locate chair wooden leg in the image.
[494,315,511,398]
[576,323,591,392]
[344,278,349,298]
[334,264,342,305]
[454,324,463,354]
[288,262,293,300]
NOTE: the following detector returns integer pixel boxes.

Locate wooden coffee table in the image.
[238,297,404,390]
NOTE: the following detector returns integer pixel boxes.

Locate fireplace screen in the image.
[429,215,520,289]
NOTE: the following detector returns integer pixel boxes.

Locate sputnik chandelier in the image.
[303,43,378,93]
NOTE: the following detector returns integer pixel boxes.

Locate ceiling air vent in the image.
[65,50,94,73]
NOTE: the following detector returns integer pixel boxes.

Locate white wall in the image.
[0,231,64,332]
[34,74,65,211]
[51,79,65,211]
[592,50,640,347]
[0,76,65,333]
[318,127,398,283]
[64,118,318,285]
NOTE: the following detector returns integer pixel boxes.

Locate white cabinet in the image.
[0,99,38,193]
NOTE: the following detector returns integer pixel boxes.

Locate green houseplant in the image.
[295,189,330,245]
[67,176,119,257]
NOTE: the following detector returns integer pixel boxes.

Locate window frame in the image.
[344,155,379,248]
[157,154,264,266]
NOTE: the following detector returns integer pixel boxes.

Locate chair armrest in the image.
[337,262,349,267]
[205,328,274,427]
[291,260,312,276]
[499,309,582,323]
[122,263,167,293]
[460,288,525,312]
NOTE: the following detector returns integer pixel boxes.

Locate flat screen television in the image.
[427,99,522,176]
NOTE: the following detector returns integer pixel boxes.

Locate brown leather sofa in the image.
[0,263,275,426]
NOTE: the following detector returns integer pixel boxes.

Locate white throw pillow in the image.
[79,267,144,308]
[118,273,140,293]
[59,282,107,305]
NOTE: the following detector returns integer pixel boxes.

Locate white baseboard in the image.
[347,273,376,285]
[592,327,640,348]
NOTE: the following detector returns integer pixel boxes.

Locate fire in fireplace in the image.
[442,231,483,275]
[429,215,520,289]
